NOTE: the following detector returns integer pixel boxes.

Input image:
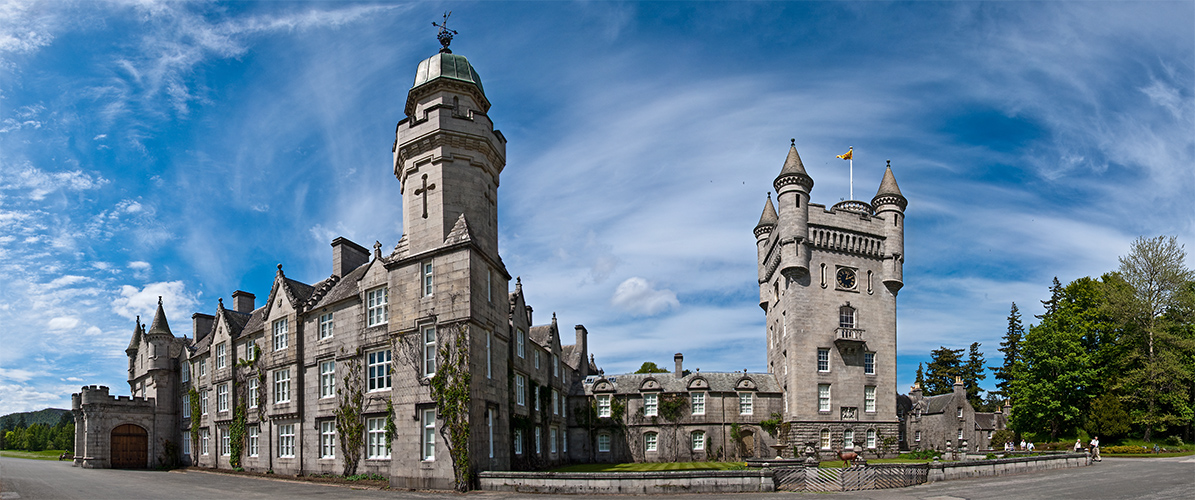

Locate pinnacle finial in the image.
[887,159,891,168]
[433,11,458,53]
[157,296,162,305]
[790,138,795,147]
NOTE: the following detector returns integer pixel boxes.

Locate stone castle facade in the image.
[71,37,994,484]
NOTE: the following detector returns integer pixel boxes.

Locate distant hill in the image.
[1,408,71,429]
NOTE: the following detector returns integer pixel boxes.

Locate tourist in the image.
[1019,439,1027,451]
[1027,441,1035,452]
[1074,438,1083,453]
[1090,436,1101,462]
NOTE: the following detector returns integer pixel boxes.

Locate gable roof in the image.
[583,371,782,396]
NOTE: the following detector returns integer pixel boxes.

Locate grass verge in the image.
[818,458,931,468]
[548,462,746,472]
[1103,450,1195,458]
[0,450,69,461]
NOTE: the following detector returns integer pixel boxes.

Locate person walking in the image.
[1089,436,1101,462]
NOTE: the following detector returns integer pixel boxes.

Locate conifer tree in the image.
[923,347,963,396]
[915,363,925,387]
[989,302,1023,401]
[962,342,987,408]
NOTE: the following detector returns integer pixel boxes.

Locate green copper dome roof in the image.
[412,52,484,94]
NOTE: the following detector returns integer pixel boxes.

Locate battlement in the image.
[76,385,155,409]
[809,225,884,258]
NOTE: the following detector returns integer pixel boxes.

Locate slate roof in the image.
[755,194,778,230]
[126,318,143,352]
[584,371,782,396]
[311,263,370,309]
[974,412,1005,431]
[923,393,957,414]
[529,318,557,348]
[875,164,903,198]
[778,143,809,177]
[146,298,172,336]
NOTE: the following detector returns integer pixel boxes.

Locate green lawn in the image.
[548,462,746,472]
[1104,450,1195,458]
[0,449,69,461]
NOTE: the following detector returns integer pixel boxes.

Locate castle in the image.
[71,33,1000,485]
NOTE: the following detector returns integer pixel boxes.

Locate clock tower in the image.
[754,142,906,454]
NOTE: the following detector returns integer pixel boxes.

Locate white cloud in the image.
[112,281,199,325]
[0,163,108,200]
[610,277,680,316]
[47,316,79,331]
[128,261,151,270]
[0,367,36,383]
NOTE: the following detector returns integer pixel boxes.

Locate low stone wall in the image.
[929,452,1090,482]
[478,469,776,494]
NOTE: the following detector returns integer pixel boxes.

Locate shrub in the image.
[904,449,941,460]
[1162,436,1183,447]
[1103,445,1149,454]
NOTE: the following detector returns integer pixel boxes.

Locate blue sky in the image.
[1,1,1192,415]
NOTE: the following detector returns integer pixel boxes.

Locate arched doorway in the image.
[110,424,147,468]
[741,430,756,458]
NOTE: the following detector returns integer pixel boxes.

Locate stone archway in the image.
[741,430,756,458]
[110,424,147,468]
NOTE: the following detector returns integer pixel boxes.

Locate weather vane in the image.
[433,11,457,53]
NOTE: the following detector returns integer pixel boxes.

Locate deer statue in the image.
[835,448,859,467]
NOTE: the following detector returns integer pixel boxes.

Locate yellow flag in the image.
[836,148,853,160]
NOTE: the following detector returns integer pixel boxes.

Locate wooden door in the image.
[110,424,147,468]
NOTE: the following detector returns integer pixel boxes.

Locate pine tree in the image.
[962,342,987,408]
[915,363,925,387]
[989,302,1024,401]
[1037,277,1063,319]
[923,347,964,396]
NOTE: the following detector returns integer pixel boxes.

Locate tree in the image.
[962,342,987,408]
[989,302,1024,402]
[1038,277,1063,319]
[634,362,670,374]
[915,363,925,388]
[1106,236,1195,442]
[923,347,963,396]
[1011,277,1109,440]
[1085,392,1131,439]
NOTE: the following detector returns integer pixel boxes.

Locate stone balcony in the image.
[834,327,866,345]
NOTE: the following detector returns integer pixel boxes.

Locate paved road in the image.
[2,455,1192,499]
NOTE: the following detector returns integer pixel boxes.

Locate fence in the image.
[773,464,929,492]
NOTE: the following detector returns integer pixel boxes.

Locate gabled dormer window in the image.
[367,287,388,327]
[272,318,288,350]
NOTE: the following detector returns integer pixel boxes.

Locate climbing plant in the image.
[428,322,472,492]
[656,393,688,462]
[228,403,246,469]
[334,348,366,477]
[187,388,200,453]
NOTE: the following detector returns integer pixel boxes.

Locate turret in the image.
[772,140,813,278]
[754,193,778,307]
[145,297,174,371]
[125,316,143,377]
[871,161,907,293]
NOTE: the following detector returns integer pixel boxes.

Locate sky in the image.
[1,1,1192,416]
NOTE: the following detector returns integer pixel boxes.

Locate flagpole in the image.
[849,147,854,201]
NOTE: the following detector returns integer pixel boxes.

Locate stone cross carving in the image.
[414,173,436,219]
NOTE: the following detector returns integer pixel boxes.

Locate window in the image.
[839,306,855,328]
[246,339,256,361]
[277,424,295,457]
[248,378,258,408]
[534,350,541,370]
[487,270,492,303]
[183,434,191,455]
[550,427,557,454]
[248,426,259,457]
[957,428,964,440]
[552,354,559,377]
[865,386,876,413]
[516,374,526,406]
[516,329,525,358]
[274,369,291,404]
[199,359,206,378]
[320,360,336,399]
[740,392,753,415]
[534,427,541,454]
[320,421,335,459]
[216,383,229,412]
[319,312,334,340]
[273,318,289,350]
[368,416,391,459]
[534,386,540,411]
[818,348,830,372]
[562,430,568,453]
[514,430,523,454]
[486,332,492,379]
[181,360,190,382]
[867,429,877,449]
[201,428,210,455]
[645,432,658,452]
[597,395,611,417]
[216,343,226,369]
[820,429,831,450]
[367,287,388,327]
[422,262,434,296]
[488,410,494,459]
[598,433,611,453]
[844,428,854,448]
[818,384,831,412]
[691,431,705,451]
[201,390,208,415]
[644,394,658,417]
[691,392,706,415]
[552,390,559,415]
[915,431,921,442]
[182,395,191,418]
[957,407,963,418]
[368,349,392,391]
[220,427,230,456]
[422,326,436,377]
[864,352,875,375]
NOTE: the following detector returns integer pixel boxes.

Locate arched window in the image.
[839,306,856,329]
[691,431,706,451]
[819,429,831,449]
[645,432,658,452]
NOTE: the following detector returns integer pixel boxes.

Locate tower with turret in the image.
[755,142,905,454]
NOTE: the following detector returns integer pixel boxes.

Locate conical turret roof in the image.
[773,140,814,192]
[125,316,143,352]
[146,296,172,336]
[872,161,907,211]
[754,194,778,233]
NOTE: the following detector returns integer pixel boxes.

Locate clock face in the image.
[836,268,857,289]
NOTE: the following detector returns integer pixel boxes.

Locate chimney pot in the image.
[674,352,684,378]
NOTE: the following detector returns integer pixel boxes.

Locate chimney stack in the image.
[331,237,370,277]
[574,325,589,377]
[674,352,684,378]
[231,290,255,313]
[191,313,214,341]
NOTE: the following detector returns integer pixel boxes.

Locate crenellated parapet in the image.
[76,385,156,409]
[809,225,885,258]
